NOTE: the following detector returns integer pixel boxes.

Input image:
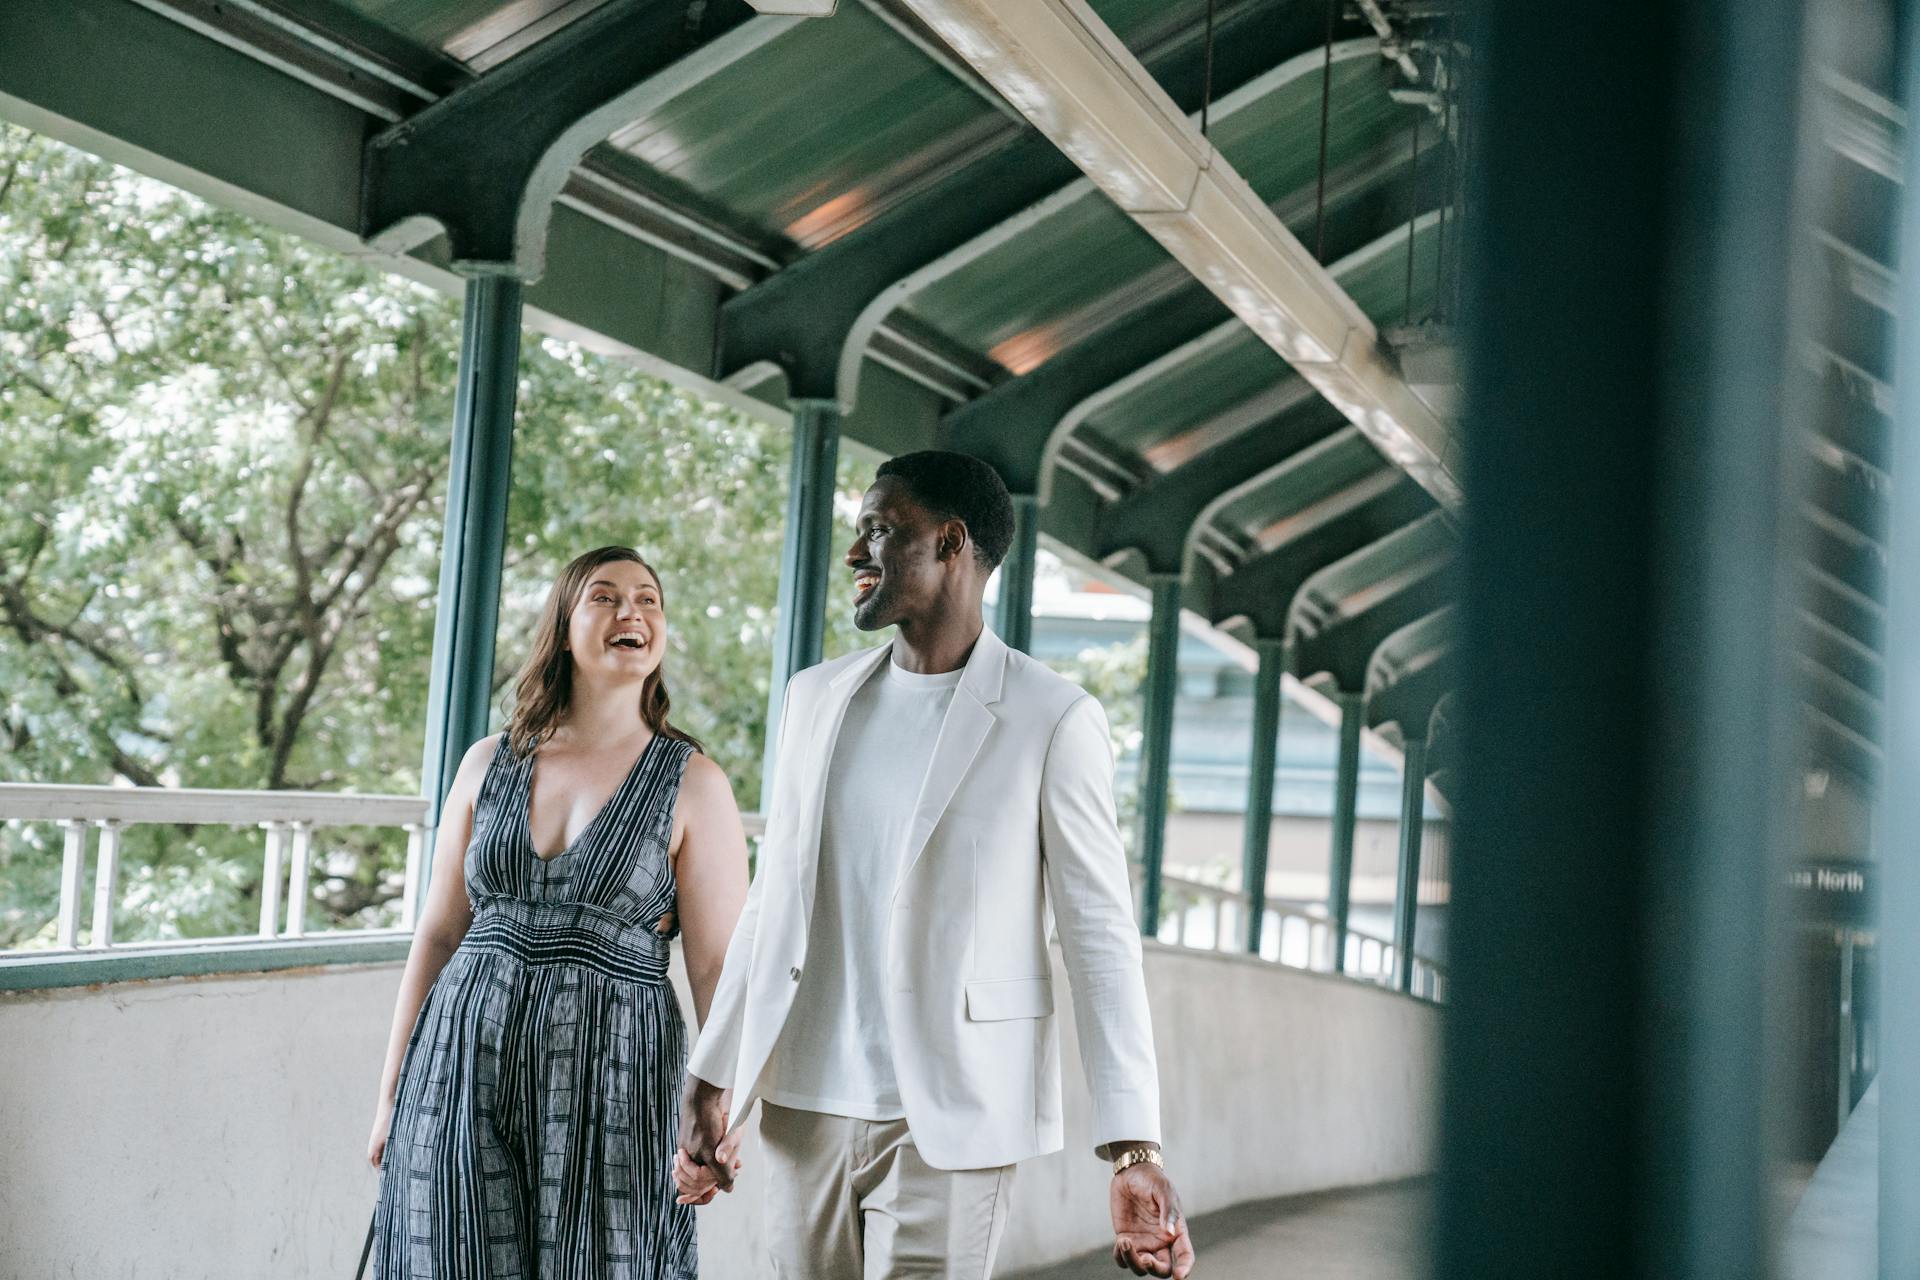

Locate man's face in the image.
[845,477,959,632]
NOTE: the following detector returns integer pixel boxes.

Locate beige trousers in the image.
[758,1102,1017,1280]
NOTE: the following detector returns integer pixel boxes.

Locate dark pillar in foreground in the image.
[995,492,1039,653]
[1392,736,1427,993]
[421,276,523,823]
[1135,575,1181,936]
[1437,3,1803,1277]
[1241,639,1285,954]
[761,398,841,807]
[1327,691,1362,972]
[1881,14,1920,1270]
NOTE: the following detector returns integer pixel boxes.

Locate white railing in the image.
[1155,870,1447,1002]
[2,783,1443,1002]
[0,786,770,962]
[0,783,431,953]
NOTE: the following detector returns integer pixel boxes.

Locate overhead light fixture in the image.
[746,0,839,13]
[897,0,1463,508]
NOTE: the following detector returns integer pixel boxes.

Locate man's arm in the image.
[1039,694,1193,1279]
[1038,694,1161,1154]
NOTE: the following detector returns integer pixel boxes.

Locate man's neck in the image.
[890,604,985,675]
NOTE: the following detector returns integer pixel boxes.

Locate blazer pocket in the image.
[965,975,1055,1022]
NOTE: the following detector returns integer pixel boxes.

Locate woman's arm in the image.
[365,735,494,1169]
[670,752,750,1030]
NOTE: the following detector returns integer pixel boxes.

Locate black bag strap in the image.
[354,1213,376,1280]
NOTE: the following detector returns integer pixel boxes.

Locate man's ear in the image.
[939,519,970,562]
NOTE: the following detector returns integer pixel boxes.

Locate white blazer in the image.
[687,626,1161,1170]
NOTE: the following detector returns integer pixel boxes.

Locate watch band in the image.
[1111,1147,1164,1177]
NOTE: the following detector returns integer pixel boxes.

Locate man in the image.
[677,451,1194,1279]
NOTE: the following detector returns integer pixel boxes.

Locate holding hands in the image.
[675,1075,742,1206]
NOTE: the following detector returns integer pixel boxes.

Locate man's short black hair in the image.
[874,451,1016,571]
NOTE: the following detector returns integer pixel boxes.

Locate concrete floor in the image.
[1004,1181,1431,1280]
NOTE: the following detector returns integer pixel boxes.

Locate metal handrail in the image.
[2,785,1443,1003]
[1155,869,1447,1001]
[0,783,431,952]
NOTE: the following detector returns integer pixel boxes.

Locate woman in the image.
[366,546,749,1279]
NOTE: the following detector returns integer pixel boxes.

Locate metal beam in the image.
[421,278,523,821]
[942,288,1231,494]
[1438,0,1804,1271]
[1327,691,1363,973]
[1241,639,1285,954]
[1287,519,1455,691]
[715,9,1368,404]
[1392,735,1427,993]
[898,0,1463,506]
[1209,469,1433,640]
[362,1,774,276]
[955,163,1442,502]
[1135,575,1182,936]
[1094,393,1345,574]
[761,399,843,809]
[995,494,1040,652]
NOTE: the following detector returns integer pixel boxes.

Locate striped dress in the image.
[373,733,698,1279]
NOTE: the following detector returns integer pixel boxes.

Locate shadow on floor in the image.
[1003,1179,1431,1280]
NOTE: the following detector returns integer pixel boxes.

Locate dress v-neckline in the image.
[524,733,660,863]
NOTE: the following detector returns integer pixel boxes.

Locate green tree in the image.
[0,124,861,947]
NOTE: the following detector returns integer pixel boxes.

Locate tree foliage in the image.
[0,125,863,946]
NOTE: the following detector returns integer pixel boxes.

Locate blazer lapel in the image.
[893,627,1009,896]
[790,641,893,925]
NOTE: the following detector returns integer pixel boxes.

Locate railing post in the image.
[995,492,1040,654]
[1241,638,1284,953]
[400,822,428,927]
[760,397,841,810]
[1327,690,1363,972]
[284,821,315,937]
[421,276,523,828]
[1393,736,1428,993]
[87,820,121,949]
[1135,574,1182,935]
[258,821,288,938]
[56,819,88,949]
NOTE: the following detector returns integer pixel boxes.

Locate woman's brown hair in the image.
[502,546,704,758]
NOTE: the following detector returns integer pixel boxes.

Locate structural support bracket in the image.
[362,1,770,276]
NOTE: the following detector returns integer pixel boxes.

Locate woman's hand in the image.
[367,1098,394,1170]
[672,1136,742,1206]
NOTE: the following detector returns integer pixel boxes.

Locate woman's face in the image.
[564,559,667,687]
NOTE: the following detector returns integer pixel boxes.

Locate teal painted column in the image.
[1135,575,1182,936]
[760,398,842,808]
[421,276,523,824]
[1392,736,1428,993]
[1240,639,1285,954]
[995,492,1039,653]
[1327,690,1363,972]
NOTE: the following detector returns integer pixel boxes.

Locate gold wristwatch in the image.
[1111,1147,1164,1177]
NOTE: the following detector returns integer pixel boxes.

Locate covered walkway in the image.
[1,0,1916,1276]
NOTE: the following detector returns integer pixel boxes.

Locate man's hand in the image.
[1109,1157,1194,1279]
[677,1075,737,1203]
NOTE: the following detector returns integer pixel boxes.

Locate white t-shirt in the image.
[763,655,963,1120]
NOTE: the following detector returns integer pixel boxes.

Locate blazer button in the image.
[790,966,802,981]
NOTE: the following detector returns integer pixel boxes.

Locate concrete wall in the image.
[0,944,1438,1278]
